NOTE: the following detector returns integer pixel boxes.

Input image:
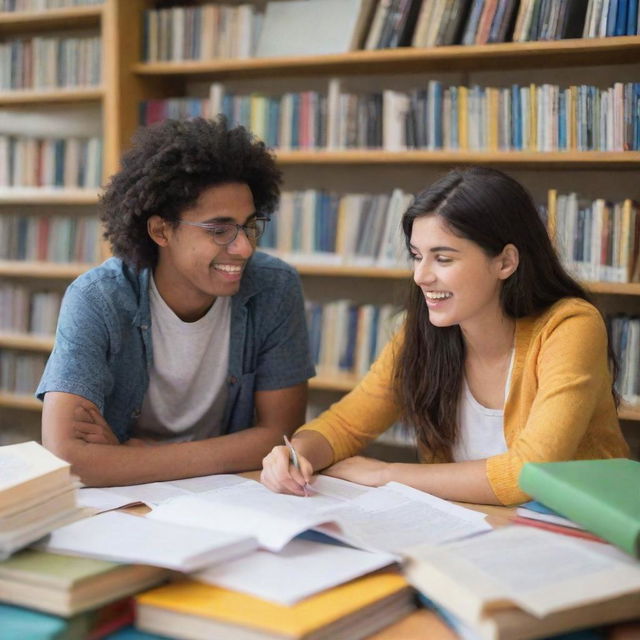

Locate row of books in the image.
[141,80,640,153]
[408,0,639,49]
[609,314,640,405]
[0,350,46,395]
[0,213,101,263]
[260,188,412,267]
[0,0,102,10]
[0,284,62,336]
[382,82,640,152]
[307,301,403,378]
[0,135,103,189]
[141,0,640,64]
[550,192,640,284]
[0,36,101,92]
[142,4,259,62]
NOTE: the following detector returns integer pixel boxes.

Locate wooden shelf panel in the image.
[0,5,102,33]
[619,404,640,421]
[0,188,100,204]
[0,86,104,105]
[134,36,640,79]
[0,332,54,352]
[273,150,640,168]
[586,282,640,295]
[0,260,94,279]
[0,391,41,411]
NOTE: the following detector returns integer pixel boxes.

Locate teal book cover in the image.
[519,458,640,557]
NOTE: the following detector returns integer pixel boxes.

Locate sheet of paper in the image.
[149,476,490,554]
[407,526,640,618]
[37,511,256,573]
[195,538,396,605]
[78,474,251,511]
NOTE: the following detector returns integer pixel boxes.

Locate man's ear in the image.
[147,215,170,247]
[497,243,519,280]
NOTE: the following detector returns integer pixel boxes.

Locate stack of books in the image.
[0,441,84,560]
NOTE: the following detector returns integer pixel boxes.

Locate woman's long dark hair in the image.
[393,166,613,462]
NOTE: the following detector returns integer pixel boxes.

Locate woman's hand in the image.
[324,456,390,487]
[260,444,313,496]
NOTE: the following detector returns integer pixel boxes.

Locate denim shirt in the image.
[37,252,316,442]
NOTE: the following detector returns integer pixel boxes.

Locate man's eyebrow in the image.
[408,243,460,253]
[201,212,258,224]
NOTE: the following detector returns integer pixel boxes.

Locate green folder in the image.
[519,458,640,557]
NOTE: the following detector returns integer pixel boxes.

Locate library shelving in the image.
[0,2,111,423]
[1,1,639,459]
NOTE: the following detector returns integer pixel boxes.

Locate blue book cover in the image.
[104,627,167,640]
[291,94,300,149]
[615,0,629,34]
[558,90,567,150]
[606,0,619,36]
[340,304,359,370]
[627,0,638,34]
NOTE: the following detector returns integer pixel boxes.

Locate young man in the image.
[38,117,315,486]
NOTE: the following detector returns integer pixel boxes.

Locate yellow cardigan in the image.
[297,297,629,505]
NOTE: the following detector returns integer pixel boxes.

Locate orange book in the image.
[475,0,498,44]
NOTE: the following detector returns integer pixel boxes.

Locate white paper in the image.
[78,474,251,511]
[195,538,396,605]
[37,511,256,573]
[149,476,490,554]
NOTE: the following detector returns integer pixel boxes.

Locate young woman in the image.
[260,166,629,505]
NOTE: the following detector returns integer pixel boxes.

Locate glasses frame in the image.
[177,215,271,246]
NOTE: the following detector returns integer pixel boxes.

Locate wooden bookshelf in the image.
[0,188,100,204]
[0,332,54,352]
[0,4,102,33]
[134,36,640,79]
[0,391,41,411]
[273,150,640,169]
[620,404,640,422]
[0,87,104,106]
[0,260,94,279]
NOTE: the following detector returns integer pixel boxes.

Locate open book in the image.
[146,475,491,555]
[405,526,640,640]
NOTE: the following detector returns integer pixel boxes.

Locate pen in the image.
[283,435,309,497]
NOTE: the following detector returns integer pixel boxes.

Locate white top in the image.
[134,275,231,442]
[452,350,515,462]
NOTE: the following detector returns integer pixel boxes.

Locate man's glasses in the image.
[177,216,270,246]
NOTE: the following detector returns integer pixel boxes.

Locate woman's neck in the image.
[461,312,516,363]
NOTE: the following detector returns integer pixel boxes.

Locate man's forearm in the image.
[66,425,293,486]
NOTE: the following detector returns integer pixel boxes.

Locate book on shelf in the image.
[136,572,415,640]
[405,525,640,640]
[0,441,84,560]
[609,314,640,406]
[0,351,48,398]
[518,458,640,557]
[0,598,133,640]
[0,549,168,617]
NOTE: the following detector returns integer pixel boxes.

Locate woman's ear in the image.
[497,243,519,280]
[147,215,170,247]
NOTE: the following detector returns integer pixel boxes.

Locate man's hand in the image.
[72,404,119,445]
[323,456,390,487]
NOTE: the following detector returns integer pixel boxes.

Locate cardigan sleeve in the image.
[486,302,616,505]
[295,332,403,463]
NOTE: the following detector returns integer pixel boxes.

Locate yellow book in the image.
[458,86,468,150]
[569,85,578,151]
[487,87,499,151]
[136,572,413,640]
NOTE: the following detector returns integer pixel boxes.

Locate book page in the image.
[406,526,640,619]
[195,538,396,605]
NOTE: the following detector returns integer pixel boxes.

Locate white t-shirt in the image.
[452,350,515,462]
[134,275,231,442]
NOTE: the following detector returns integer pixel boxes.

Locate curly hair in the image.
[99,117,282,269]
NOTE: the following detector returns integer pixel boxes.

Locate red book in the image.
[511,515,607,544]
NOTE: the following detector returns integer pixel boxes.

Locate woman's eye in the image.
[436,256,452,264]
[409,253,421,262]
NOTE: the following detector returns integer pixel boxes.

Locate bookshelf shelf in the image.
[0,87,104,106]
[0,5,103,33]
[0,188,100,204]
[0,332,54,352]
[620,404,640,421]
[274,150,640,169]
[0,260,94,279]
[134,36,640,80]
[0,391,41,411]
